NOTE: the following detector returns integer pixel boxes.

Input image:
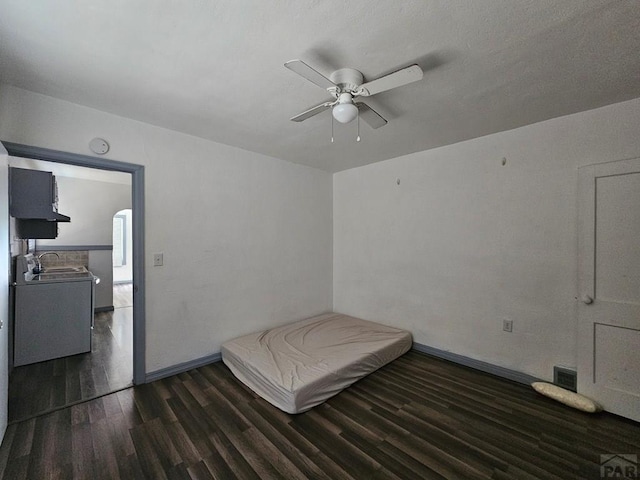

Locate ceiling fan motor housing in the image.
[329,68,364,94]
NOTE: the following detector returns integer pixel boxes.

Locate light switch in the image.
[153,253,164,267]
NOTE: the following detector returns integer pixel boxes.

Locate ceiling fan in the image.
[285,59,424,129]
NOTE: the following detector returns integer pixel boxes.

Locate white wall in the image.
[7,80,637,384]
[37,175,131,246]
[0,85,333,372]
[334,97,640,381]
[52,175,130,307]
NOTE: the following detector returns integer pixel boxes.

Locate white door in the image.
[0,143,9,441]
[577,157,640,422]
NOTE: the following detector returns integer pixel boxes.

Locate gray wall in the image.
[334,97,640,381]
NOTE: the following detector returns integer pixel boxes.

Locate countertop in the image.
[16,265,95,285]
[28,272,95,283]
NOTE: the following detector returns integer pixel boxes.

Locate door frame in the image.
[3,141,146,385]
[0,143,9,440]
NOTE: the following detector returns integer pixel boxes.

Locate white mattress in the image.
[221,313,412,414]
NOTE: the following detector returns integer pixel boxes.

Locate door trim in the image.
[3,141,146,385]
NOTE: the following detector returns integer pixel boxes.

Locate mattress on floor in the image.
[221,312,412,414]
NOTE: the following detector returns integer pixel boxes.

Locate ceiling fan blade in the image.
[358,64,423,96]
[357,103,388,129]
[284,59,336,89]
[290,101,333,122]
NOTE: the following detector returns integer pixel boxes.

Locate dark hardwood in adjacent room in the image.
[7,307,133,424]
[1,351,638,479]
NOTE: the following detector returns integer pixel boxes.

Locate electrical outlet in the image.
[503,319,513,333]
[153,253,164,267]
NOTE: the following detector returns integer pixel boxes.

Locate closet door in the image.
[577,157,640,422]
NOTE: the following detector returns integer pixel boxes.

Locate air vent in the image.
[553,366,577,392]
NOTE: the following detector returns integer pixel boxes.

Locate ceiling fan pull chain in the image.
[331,115,334,143]
[356,111,361,142]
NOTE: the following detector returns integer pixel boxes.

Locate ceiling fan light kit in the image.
[285,59,424,134]
[332,93,358,123]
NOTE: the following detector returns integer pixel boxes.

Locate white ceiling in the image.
[0,1,639,173]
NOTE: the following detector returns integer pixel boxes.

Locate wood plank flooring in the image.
[8,307,133,423]
[1,351,639,479]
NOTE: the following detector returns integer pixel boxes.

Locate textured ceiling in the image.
[0,1,639,173]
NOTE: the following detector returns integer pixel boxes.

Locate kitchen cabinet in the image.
[15,218,58,239]
[9,167,70,239]
[14,278,93,366]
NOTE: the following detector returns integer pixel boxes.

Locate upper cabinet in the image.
[9,167,71,239]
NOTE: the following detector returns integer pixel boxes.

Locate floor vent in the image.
[553,366,577,392]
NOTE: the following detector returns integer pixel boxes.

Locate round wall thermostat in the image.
[89,138,110,155]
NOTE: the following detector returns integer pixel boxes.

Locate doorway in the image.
[3,142,145,422]
[113,209,133,309]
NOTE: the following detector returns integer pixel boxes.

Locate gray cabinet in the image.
[9,167,70,239]
[14,280,93,366]
[15,219,58,239]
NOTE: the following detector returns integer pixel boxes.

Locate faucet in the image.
[36,252,60,272]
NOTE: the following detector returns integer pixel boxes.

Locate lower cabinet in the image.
[14,280,93,366]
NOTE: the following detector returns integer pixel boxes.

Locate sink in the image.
[35,271,91,281]
[38,271,86,278]
[33,265,90,281]
[42,266,88,273]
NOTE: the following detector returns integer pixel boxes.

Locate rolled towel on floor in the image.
[531,382,602,413]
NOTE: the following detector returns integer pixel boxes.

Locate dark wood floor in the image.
[1,350,638,479]
[8,307,133,423]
